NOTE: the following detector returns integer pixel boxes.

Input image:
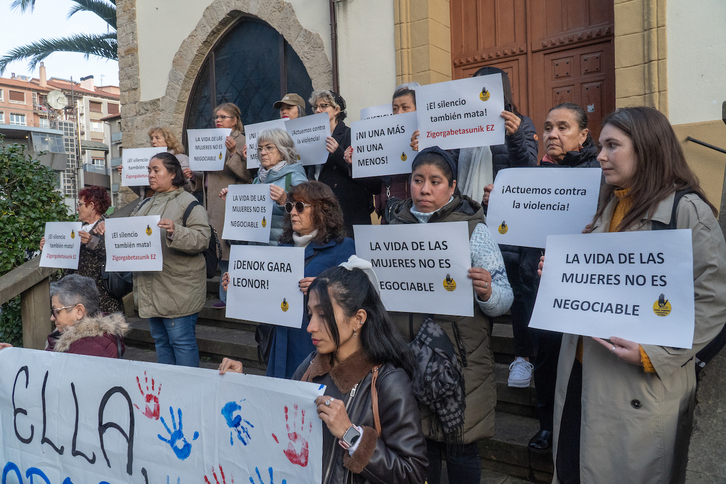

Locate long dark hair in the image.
[279,181,347,244]
[309,266,416,378]
[593,106,716,231]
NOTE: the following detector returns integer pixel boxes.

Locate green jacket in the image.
[132,188,211,318]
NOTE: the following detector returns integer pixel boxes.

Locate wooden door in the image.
[451,0,615,158]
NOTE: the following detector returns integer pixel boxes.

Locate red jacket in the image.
[45,313,128,358]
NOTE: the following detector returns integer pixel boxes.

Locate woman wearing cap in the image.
[309,90,374,235]
[274,93,306,120]
[386,147,513,484]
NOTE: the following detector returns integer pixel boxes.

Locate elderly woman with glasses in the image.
[0,274,128,358]
[222,181,355,378]
[308,90,374,236]
[219,128,307,245]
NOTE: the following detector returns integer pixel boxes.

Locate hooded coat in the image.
[387,195,512,443]
[552,192,726,484]
[46,312,128,358]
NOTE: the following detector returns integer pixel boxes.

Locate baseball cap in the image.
[273,93,305,109]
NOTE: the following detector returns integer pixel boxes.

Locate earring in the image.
[353,329,358,337]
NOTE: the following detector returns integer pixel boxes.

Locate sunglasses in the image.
[284,201,311,213]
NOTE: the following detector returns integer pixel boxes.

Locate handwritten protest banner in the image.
[0,347,324,484]
[188,128,232,171]
[245,120,287,169]
[416,74,505,150]
[222,185,274,243]
[39,222,82,269]
[354,222,474,317]
[360,103,393,120]
[104,216,163,272]
[530,230,695,348]
[284,113,330,166]
[226,245,305,326]
[487,168,602,248]
[122,147,160,186]
[351,112,418,179]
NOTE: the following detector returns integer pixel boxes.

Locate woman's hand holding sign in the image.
[159,219,175,238]
[269,184,287,205]
[468,267,493,302]
[501,110,521,136]
[593,336,643,366]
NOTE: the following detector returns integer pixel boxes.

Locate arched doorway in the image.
[184,16,314,137]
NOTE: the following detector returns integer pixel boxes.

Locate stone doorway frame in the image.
[117,0,332,149]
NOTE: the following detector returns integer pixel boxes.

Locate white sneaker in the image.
[508,357,534,388]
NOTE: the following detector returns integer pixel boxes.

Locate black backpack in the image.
[651,189,726,375]
[182,200,220,279]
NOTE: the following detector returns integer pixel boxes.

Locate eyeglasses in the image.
[284,201,311,213]
[51,304,76,318]
[214,115,233,120]
[257,144,277,153]
[312,103,331,111]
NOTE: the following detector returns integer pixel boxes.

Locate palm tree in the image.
[0,0,117,74]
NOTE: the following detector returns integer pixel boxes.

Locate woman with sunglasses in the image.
[222,181,355,378]
[219,128,307,246]
[0,274,128,358]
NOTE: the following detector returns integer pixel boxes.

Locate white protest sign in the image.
[416,74,505,150]
[0,347,325,484]
[351,112,418,179]
[226,245,305,326]
[360,103,393,120]
[245,120,287,169]
[122,147,160,186]
[284,112,330,166]
[354,222,474,317]
[39,221,82,269]
[188,128,232,171]
[222,184,274,243]
[530,230,695,348]
[487,168,602,248]
[104,216,163,272]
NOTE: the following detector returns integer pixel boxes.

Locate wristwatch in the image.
[339,425,362,450]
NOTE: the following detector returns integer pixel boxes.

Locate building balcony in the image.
[83,163,107,175]
[110,157,122,167]
[111,131,122,144]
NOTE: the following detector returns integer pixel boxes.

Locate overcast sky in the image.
[0,0,119,86]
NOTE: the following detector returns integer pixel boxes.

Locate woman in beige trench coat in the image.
[551,107,726,484]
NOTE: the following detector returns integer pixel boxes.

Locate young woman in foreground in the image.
[220,261,427,483]
[551,106,726,484]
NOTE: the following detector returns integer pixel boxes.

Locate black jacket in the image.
[318,121,373,235]
[492,113,539,176]
[293,350,427,484]
[540,140,600,168]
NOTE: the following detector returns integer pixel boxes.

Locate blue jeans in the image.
[148,313,200,367]
[219,260,229,303]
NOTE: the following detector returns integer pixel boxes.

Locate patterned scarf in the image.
[409,316,465,447]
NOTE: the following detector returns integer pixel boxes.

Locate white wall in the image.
[134,0,396,122]
[667,0,726,125]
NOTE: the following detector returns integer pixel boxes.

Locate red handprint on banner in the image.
[271,404,312,467]
[133,371,162,420]
[204,465,233,484]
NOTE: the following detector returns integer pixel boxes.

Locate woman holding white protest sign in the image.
[273,92,306,120]
[221,181,355,378]
[385,147,513,484]
[220,260,428,484]
[310,89,374,235]
[549,106,726,484]
[219,128,307,245]
[132,152,211,367]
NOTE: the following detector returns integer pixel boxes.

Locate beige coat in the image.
[132,188,211,319]
[552,193,726,484]
[198,129,251,260]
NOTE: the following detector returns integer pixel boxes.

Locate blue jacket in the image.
[266,237,356,379]
[253,162,308,245]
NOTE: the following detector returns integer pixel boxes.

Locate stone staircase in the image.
[122,277,554,483]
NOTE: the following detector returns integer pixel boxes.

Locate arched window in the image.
[184,17,314,135]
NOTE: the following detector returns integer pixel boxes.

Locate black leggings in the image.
[556,359,582,484]
[426,439,481,484]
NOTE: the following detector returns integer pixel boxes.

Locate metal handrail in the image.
[686,136,726,155]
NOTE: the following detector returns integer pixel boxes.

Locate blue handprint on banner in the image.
[158,406,199,460]
[221,400,255,446]
[249,467,286,484]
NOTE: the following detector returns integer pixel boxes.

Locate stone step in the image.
[479,412,553,483]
